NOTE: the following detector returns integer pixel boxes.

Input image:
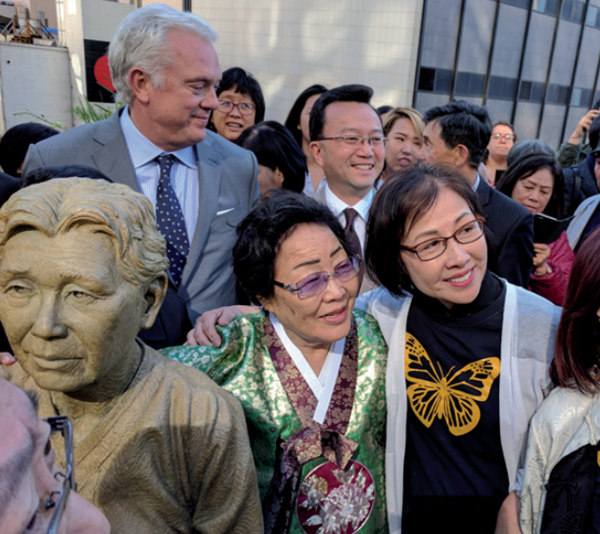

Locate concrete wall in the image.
[0,41,72,132]
[193,0,423,122]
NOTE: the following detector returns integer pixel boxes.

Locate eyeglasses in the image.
[492,133,515,141]
[274,256,360,299]
[45,416,74,534]
[215,100,256,115]
[399,218,485,261]
[318,135,386,147]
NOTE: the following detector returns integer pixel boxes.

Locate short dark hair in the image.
[589,114,600,150]
[233,191,350,304]
[366,164,483,295]
[308,84,377,141]
[284,84,327,147]
[236,121,306,193]
[496,153,565,218]
[0,123,59,177]
[21,165,113,187]
[376,105,393,116]
[423,101,492,168]
[214,67,265,122]
[550,228,600,393]
[506,139,555,168]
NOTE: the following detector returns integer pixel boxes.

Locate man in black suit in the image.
[420,102,533,287]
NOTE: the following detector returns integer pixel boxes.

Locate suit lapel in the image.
[180,134,223,287]
[89,109,139,191]
[477,177,492,210]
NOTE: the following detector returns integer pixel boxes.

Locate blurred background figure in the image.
[496,153,573,306]
[236,120,306,197]
[520,228,600,534]
[557,104,600,167]
[506,140,555,169]
[0,378,110,534]
[284,84,327,195]
[378,107,424,185]
[562,115,600,216]
[209,67,265,142]
[483,121,516,187]
[0,122,59,178]
[376,104,394,120]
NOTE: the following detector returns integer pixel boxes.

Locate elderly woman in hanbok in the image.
[163,191,388,534]
[520,228,600,534]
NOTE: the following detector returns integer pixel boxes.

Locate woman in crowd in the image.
[284,84,327,195]
[361,164,560,533]
[484,121,516,186]
[163,191,389,534]
[520,229,600,534]
[496,153,574,306]
[209,67,265,142]
[236,120,306,197]
[377,107,424,185]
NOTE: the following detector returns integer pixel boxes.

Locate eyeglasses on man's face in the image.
[274,256,360,299]
[215,100,256,115]
[491,133,515,141]
[44,416,74,534]
[400,218,485,261]
[318,135,387,147]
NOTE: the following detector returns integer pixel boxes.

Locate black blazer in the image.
[478,179,534,288]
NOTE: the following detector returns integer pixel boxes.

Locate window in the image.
[532,0,559,15]
[561,0,585,22]
[417,67,453,93]
[519,80,545,102]
[488,76,518,99]
[455,72,485,96]
[546,83,570,104]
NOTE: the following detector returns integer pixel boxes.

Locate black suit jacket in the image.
[477,179,533,288]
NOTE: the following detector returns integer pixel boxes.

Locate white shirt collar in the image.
[120,106,196,169]
[324,182,374,221]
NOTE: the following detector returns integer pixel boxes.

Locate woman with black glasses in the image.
[208,67,265,142]
[361,164,560,533]
[164,191,388,534]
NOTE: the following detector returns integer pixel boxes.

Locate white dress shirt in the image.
[120,107,199,240]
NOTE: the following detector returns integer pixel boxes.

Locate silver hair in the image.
[108,4,217,105]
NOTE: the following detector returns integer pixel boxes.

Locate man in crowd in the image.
[562,115,600,216]
[0,378,110,534]
[420,101,534,287]
[0,179,262,533]
[309,84,384,293]
[23,4,259,323]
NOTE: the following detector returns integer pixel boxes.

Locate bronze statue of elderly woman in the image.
[0,178,262,533]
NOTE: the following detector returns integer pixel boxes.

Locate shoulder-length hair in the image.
[550,229,600,393]
[496,152,565,218]
[366,164,483,295]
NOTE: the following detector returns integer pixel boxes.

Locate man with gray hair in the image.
[23,4,259,331]
[0,178,262,532]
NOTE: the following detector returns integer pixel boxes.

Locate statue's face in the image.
[0,227,145,393]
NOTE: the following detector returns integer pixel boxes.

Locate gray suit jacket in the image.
[23,110,259,322]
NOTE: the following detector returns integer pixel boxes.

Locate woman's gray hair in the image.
[108,4,217,105]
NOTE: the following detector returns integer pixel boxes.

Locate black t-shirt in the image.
[402,272,509,534]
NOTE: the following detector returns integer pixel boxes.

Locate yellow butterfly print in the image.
[405,333,500,436]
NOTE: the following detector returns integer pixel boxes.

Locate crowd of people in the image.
[1,3,600,534]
